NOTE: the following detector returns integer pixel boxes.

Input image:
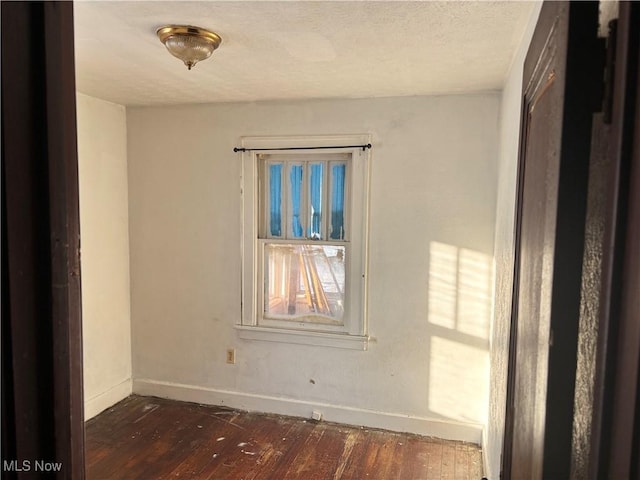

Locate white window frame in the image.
[238,135,371,350]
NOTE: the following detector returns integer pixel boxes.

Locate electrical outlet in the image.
[226,348,236,364]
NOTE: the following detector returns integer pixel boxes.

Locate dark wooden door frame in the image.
[503,2,640,479]
[2,2,85,478]
[590,3,640,478]
[502,2,604,478]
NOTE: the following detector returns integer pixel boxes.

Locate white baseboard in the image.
[85,378,132,420]
[133,378,482,444]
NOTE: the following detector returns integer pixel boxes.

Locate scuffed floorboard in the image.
[85,395,483,479]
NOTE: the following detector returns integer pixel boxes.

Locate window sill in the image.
[235,325,369,351]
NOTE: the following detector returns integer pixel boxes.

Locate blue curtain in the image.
[290,165,304,237]
[330,164,345,240]
[309,164,323,238]
[269,164,282,236]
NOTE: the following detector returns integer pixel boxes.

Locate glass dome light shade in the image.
[157,25,222,70]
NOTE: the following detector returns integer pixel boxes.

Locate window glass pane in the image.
[309,163,323,240]
[290,165,304,238]
[264,243,345,323]
[269,164,282,237]
[330,164,346,240]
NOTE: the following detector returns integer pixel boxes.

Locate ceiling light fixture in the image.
[156,25,222,70]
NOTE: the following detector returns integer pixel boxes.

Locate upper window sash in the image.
[259,153,349,242]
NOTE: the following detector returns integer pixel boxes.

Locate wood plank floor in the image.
[85,395,483,479]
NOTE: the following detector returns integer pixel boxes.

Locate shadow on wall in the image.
[427,241,493,425]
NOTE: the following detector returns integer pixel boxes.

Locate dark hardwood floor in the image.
[85,395,483,479]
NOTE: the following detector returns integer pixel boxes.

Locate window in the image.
[239,135,370,350]
[260,154,348,328]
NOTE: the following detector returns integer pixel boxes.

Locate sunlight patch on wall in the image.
[428,241,493,340]
[428,242,458,330]
[458,248,493,340]
[429,336,490,424]
[427,241,494,424]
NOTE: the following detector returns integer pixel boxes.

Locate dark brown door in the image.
[502,2,603,479]
[2,2,85,478]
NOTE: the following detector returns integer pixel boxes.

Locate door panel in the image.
[512,48,562,479]
[503,2,602,478]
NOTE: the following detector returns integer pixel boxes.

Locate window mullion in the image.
[281,163,287,239]
[285,163,291,239]
[328,161,334,240]
[267,160,274,238]
[259,157,266,238]
[344,160,351,241]
[302,161,309,239]
[322,160,329,240]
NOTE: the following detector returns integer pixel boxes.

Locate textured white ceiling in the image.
[74,1,537,107]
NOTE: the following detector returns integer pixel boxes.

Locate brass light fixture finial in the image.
[156,25,222,70]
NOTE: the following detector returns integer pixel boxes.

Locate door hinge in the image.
[602,19,618,124]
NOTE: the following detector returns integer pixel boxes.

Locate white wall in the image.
[77,93,132,420]
[127,94,499,443]
[485,3,542,478]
